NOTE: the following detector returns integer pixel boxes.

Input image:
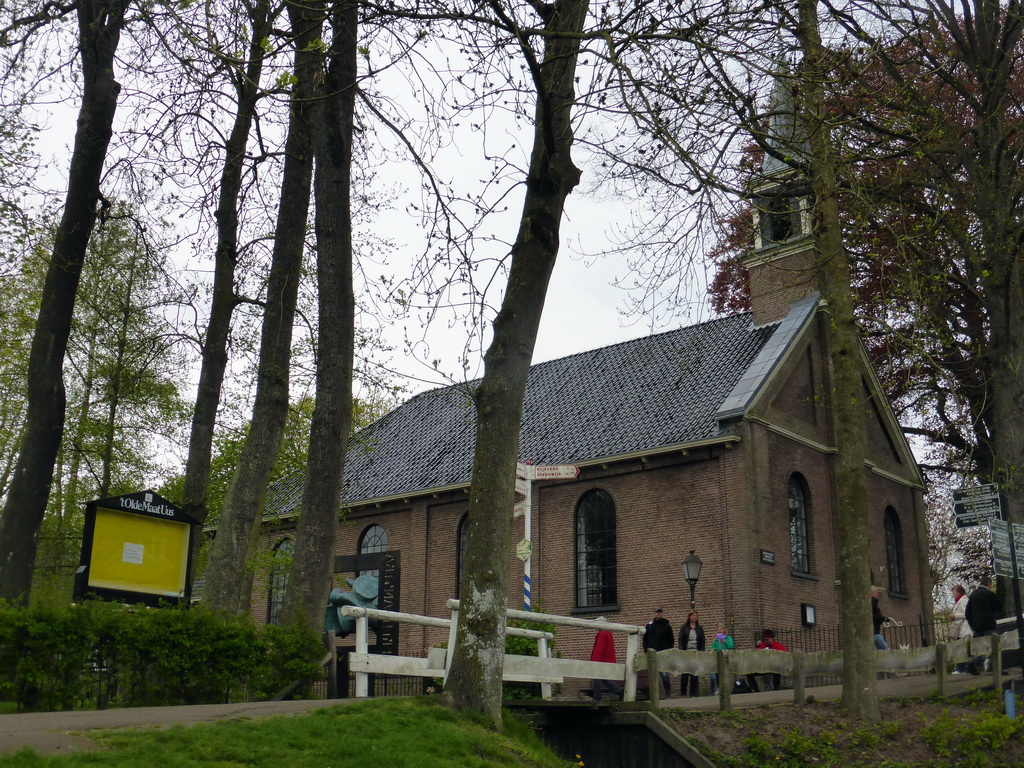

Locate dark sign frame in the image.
[74,491,199,607]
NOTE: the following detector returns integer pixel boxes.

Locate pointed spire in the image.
[761,58,811,178]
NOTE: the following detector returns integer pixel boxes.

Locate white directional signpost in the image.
[515,461,579,610]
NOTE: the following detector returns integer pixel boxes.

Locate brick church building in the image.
[250,87,932,668]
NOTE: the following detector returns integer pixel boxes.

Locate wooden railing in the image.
[639,631,1021,710]
[332,604,1019,708]
[336,601,645,700]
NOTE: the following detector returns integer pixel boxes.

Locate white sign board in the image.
[516,462,579,481]
[515,476,529,496]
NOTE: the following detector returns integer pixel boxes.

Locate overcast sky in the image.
[30,38,718,404]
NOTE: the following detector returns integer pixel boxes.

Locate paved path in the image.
[0,671,1009,756]
[0,699,345,756]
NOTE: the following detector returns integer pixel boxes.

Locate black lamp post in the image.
[682,550,702,609]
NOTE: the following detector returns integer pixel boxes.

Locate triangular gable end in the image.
[857,345,925,488]
[716,292,821,426]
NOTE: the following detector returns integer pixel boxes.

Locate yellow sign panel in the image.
[88,507,191,597]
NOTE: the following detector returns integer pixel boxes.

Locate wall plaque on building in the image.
[759,549,776,565]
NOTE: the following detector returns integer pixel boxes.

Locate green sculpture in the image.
[324,573,380,637]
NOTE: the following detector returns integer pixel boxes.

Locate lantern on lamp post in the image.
[682,550,702,609]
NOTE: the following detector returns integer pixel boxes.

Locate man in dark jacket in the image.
[965,575,1002,674]
[643,608,674,697]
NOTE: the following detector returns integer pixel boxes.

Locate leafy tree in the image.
[282,0,359,632]
[0,0,132,604]
[29,206,188,604]
[707,3,1024,561]
[437,0,590,729]
[826,0,1024,534]
[201,0,324,615]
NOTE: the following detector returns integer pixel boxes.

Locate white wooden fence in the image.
[337,600,645,700]
[638,630,1020,710]
[333,604,1019,709]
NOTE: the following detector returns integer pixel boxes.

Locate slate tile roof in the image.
[263,306,808,519]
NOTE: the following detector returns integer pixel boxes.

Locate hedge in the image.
[0,602,325,712]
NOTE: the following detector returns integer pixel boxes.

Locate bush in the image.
[0,602,324,711]
[502,606,558,700]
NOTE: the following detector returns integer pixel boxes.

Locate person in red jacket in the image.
[589,618,622,701]
[746,629,787,692]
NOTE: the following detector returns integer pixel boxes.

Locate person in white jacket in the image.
[950,584,971,673]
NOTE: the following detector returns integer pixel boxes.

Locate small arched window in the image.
[267,538,293,626]
[575,489,617,608]
[357,524,389,579]
[456,513,469,597]
[884,508,905,595]
[788,474,811,574]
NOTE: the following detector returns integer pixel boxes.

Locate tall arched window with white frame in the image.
[789,474,811,574]
[267,538,293,626]
[884,508,905,595]
[575,489,617,608]
[456,513,469,597]
[357,524,389,580]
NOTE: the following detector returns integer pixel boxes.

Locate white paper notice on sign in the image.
[122,542,144,565]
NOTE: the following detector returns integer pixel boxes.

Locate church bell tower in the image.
[742,63,818,326]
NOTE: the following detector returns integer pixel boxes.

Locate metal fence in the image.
[765,618,947,654]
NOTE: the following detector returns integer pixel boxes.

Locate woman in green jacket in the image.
[709,624,734,695]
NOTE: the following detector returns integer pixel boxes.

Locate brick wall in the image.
[745,247,817,326]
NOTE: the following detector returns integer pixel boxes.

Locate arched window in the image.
[884,508,905,595]
[575,489,617,608]
[357,524,389,579]
[456,513,469,597]
[788,474,811,574]
[267,538,293,626]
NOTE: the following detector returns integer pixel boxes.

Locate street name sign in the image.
[515,476,529,496]
[516,462,579,481]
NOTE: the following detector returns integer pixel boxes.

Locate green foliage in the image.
[18,206,191,606]
[693,693,1024,768]
[922,706,1024,763]
[0,602,324,712]
[502,606,558,701]
[735,729,840,768]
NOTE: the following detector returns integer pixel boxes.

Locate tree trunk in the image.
[282,0,358,631]
[201,4,321,616]
[968,0,1024,530]
[99,242,139,498]
[0,0,129,604]
[181,0,273,529]
[441,0,588,729]
[796,0,878,720]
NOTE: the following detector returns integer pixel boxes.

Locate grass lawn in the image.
[0,698,576,768]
